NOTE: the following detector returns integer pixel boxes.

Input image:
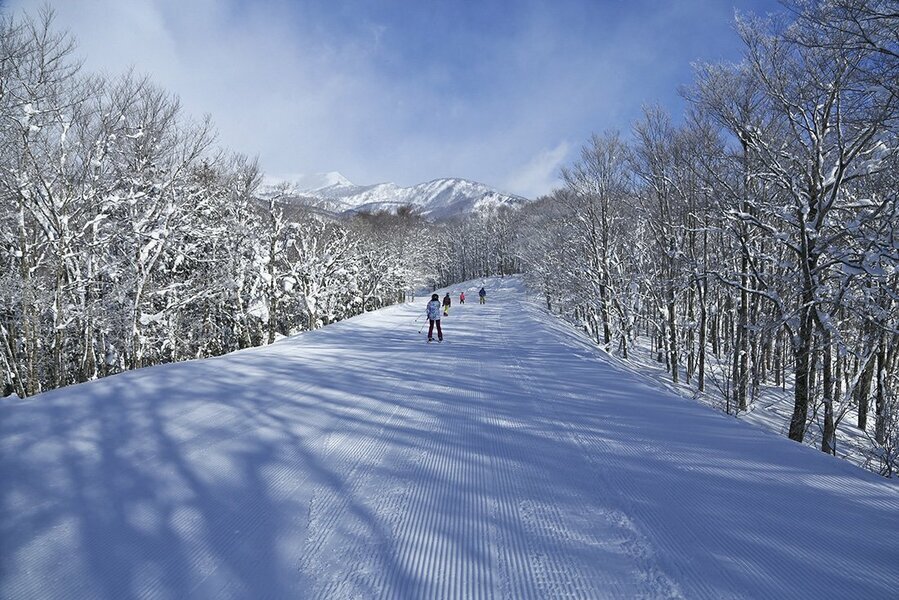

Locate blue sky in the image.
[5,0,782,197]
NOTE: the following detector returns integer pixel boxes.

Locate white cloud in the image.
[503,141,570,199]
[3,0,771,192]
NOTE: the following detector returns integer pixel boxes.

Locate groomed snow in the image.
[2,277,897,599]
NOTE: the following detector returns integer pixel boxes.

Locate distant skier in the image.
[443,292,451,316]
[479,287,487,304]
[459,291,465,304]
[426,293,443,342]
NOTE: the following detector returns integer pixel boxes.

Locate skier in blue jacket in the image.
[426,293,443,342]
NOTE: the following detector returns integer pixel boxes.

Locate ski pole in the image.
[416,312,425,333]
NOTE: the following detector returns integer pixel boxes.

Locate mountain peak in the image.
[263,172,354,193]
[259,172,530,220]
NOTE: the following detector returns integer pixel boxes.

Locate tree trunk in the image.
[667,294,678,383]
[874,342,887,445]
[130,276,148,370]
[789,306,815,442]
[856,337,877,430]
[686,286,695,385]
[773,328,782,387]
[736,255,750,411]
[698,286,707,392]
[17,199,40,397]
[658,322,666,365]
[821,329,835,455]
[599,283,612,349]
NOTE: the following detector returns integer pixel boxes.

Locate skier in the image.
[459,291,465,304]
[442,292,451,316]
[479,287,487,304]
[426,293,443,342]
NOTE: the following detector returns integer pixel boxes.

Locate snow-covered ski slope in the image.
[2,277,898,599]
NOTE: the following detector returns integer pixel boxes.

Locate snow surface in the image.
[2,277,898,599]
[619,333,887,473]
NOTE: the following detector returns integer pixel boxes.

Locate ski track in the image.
[501,342,687,600]
[3,277,899,599]
[499,313,691,596]
[493,317,677,600]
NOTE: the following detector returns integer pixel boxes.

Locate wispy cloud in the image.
[503,141,571,198]
[4,0,781,198]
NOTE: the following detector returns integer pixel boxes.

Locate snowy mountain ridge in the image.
[264,171,354,194]
[260,172,529,219]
